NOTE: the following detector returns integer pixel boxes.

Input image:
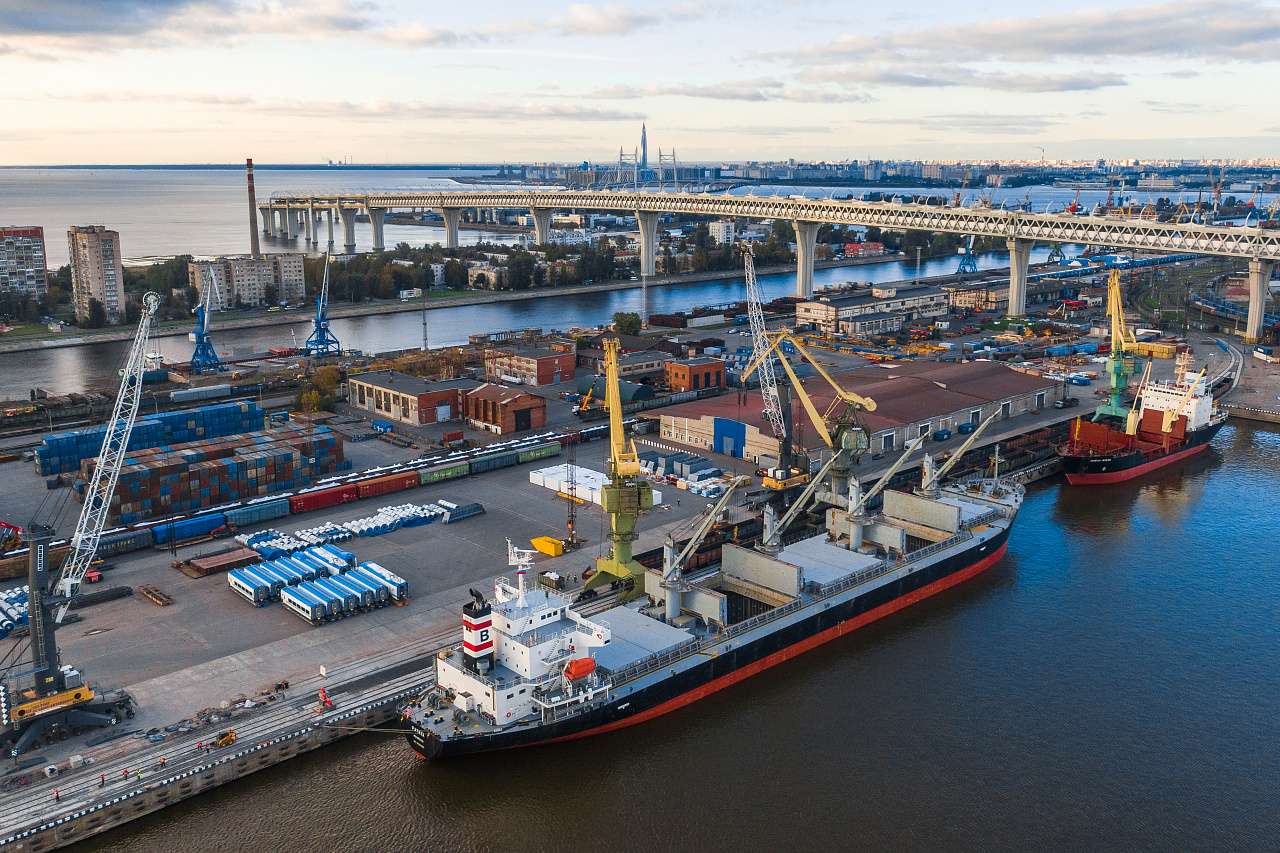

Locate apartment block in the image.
[67,225,124,324]
[0,226,48,297]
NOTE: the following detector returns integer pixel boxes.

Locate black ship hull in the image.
[407,526,1010,760]
[1062,420,1224,485]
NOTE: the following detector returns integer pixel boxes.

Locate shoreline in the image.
[0,255,903,354]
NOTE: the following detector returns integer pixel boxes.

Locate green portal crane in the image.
[1094,269,1142,425]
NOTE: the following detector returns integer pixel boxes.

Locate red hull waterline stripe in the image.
[1065,442,1208,485]
[525,541,1010,749]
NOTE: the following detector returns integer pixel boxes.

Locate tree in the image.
[296,389,323,414]
[264,283,279,307]
[505,251,535,290]
[85,298,107,329]
[613,311,642,336]
[443,259,467,289]
[311,366,343,395]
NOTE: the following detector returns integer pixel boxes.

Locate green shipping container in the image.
[418,462,470,485]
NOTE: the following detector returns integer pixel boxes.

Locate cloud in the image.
[675,124,831,138]
[757,0,1280,94]
[0,0,198,35]
[557,3,658,35]
[1142,100,1224,114]
[861,114,1064,136]
[588,79,873,103]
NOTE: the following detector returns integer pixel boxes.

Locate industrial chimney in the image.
[246,158,261,259]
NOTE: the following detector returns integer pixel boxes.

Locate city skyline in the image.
[0,0,1278,164]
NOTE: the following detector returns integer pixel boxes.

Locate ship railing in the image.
[895,530,974,566]
[961,509,1005,529]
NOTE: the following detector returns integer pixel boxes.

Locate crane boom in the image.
[53,292,162,620]
[741,243,785,439]
[603,337,639,478]
[920,411,1000,493]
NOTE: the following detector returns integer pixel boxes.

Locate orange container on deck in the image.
[563,658,596,681]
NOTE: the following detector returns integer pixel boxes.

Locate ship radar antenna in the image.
[507,538,536,607]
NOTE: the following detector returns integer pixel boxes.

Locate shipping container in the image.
[357,472,418,499]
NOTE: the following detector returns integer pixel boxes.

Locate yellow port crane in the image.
[584,337,652,599]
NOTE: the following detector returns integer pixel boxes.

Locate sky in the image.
[0,0,1278,164]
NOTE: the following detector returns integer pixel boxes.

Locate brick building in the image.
[665,357,726,393]
[484,346,576,386]
[347,370,479,425]
[462,384,547,435]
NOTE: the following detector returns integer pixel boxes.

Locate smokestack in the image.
[246,158,261,259]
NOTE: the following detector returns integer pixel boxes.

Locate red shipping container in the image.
[357,472,418,499]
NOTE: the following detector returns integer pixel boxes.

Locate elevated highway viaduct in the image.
[262,190,1280,342]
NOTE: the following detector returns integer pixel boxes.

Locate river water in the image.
[80,421,1280,852]
[0,247,1058,400]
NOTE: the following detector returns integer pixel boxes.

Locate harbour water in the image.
[0,247,1057,399]
[79,422,1280,852]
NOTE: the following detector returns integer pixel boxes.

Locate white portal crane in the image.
[741,243,785,439]
[53,291,163,620]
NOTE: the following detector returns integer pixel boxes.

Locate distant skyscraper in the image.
[0,226,48,297]
[640,123,648,171]
[67,225,124,324]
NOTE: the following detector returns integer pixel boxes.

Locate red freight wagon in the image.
[288,483,359,514]
[357,472,418,499]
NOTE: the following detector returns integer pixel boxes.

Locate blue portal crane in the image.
[956,235,978,274]
[189,271,223,374]
[305,253,342,357]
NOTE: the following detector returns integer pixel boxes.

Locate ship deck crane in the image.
[305,253,342,357]
[583,337,652,599]
[661,476,748,620]
[1,292,161,756]
[189,270,223,374]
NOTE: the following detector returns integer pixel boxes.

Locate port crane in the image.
[305,253,342,357]
[956,235,978,274]
[1094,269,1141,423]
[189,269,223,374]
[740,243,785,440]
[583,337,653,599]
[0,292,161,756]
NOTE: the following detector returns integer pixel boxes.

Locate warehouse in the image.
[665,357,726,393]
[653,360,1062,464]
[484,345,576,386]
[346,370,479,426]
[462,383,547,435]
[944,278,1079,312]
[838,311,905,337]
[795,284,948,336]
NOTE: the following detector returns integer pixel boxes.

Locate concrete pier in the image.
[637,210,660,277]
[283,207,296,240]
[339,207,357,254]
[368,207,386,252]
[304,203,315,246]
[1006,237,1033,316]
[530,208,552,245]
[326,207,335,253]
[260,206,275,238]
[793,220,820,297]
[1245,258,1276,343]
[442,208,461,249]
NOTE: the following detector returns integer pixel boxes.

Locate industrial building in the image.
[944,278,1080,313]
[462,383,547,434]
[839,311,905,337]
[665,357,726,393]
[188,254,306,309]
[484,346,576,386]
[0,226,48,297]
[67,225,124,324]
[346,370,479,426]
[654,360,1062,463]
[795,283,948,336]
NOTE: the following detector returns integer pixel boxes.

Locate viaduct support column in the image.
[530,207,553,245]
[338,207,358,254]
[283,207,296,240]
[1006,237,1033,316]
[326,208,335,253]
[260,207,275,238]
[368,207,386,252]
[793,220,819,297]
[636,210,660,278]
[1245,258,1276,344]
[441,208,461,249]
[304,202,316,246]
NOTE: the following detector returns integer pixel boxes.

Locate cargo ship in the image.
[1058,354,1227,485]
[402,473,1023,760]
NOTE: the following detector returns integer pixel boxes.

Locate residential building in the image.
[484,346,576,386]
[187,254,305,309]
[795,284,948,336]
[0,226,48,297]
[467,264,506,289]
[656,361,1060,464]
[429,263,446,287]
[67,225,124,324]
[665,357,725,393]
[347,370,479,426]
[462,383,547,434]
[708,220,735,246]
